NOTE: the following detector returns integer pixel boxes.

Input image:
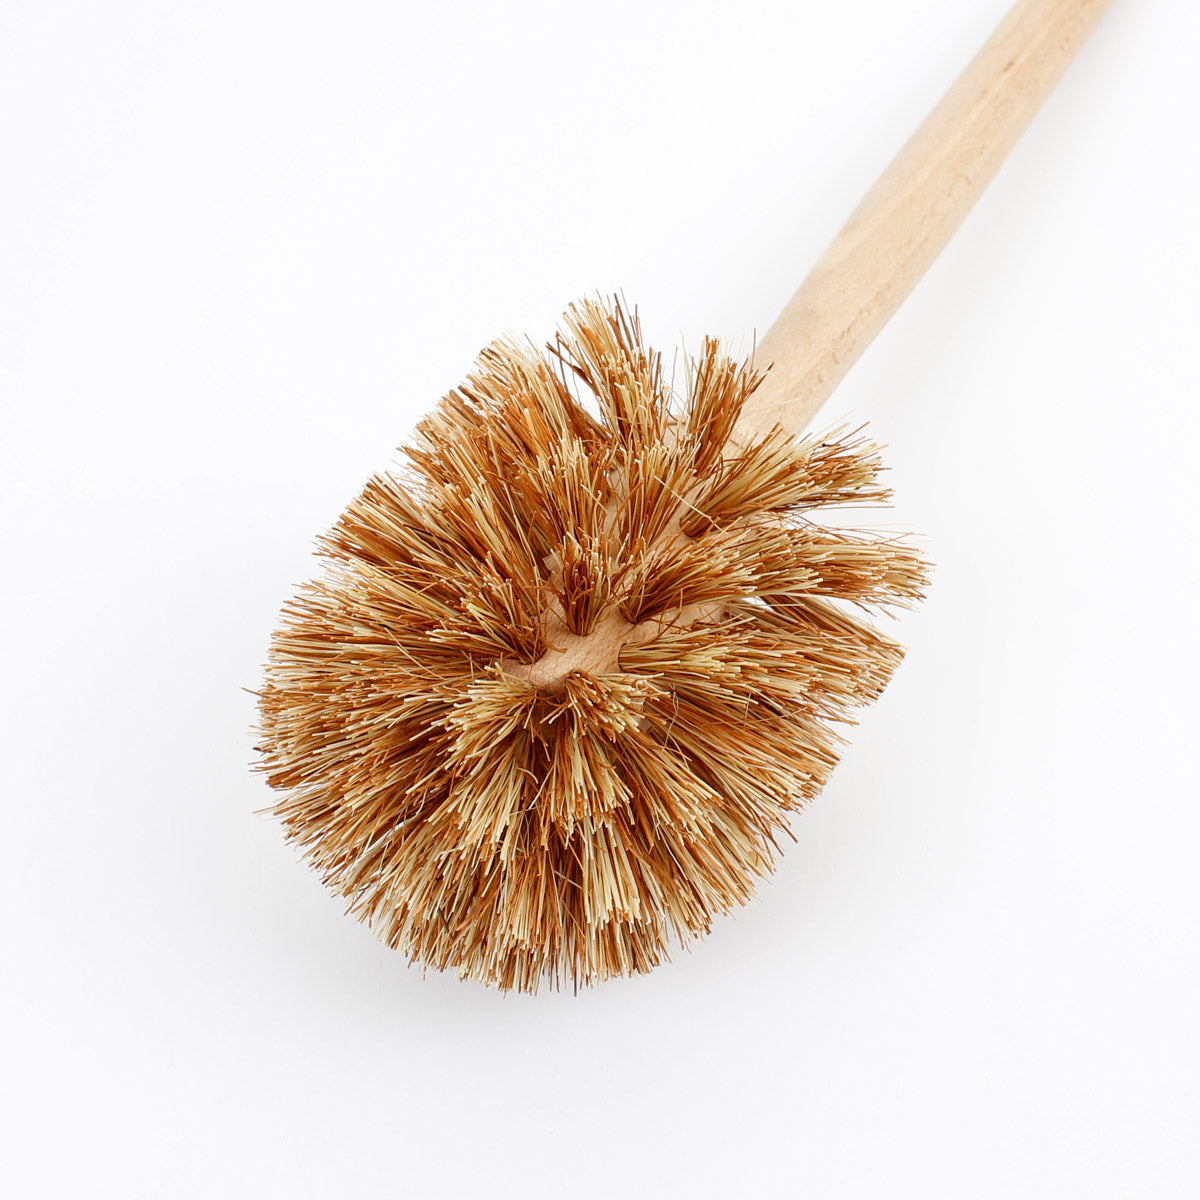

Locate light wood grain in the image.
[737,0,1112,443]
[514,0,1110,691]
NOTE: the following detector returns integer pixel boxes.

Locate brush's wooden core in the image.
[507,605,632,691]
[507,598,728,693]
[256,298,927,992]
[507,494,720,692]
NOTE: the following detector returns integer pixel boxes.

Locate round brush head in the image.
[256,297,927,992]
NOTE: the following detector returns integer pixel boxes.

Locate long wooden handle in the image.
[737,0,1112,442]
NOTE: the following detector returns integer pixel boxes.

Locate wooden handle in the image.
[737,0,1112,442]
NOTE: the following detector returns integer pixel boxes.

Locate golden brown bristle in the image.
[255,297,928,993]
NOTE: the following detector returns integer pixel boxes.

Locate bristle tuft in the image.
[256,296,929,992]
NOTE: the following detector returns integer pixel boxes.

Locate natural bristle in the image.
[256,297,928,993]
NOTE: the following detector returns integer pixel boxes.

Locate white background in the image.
[3,1,1197,1196]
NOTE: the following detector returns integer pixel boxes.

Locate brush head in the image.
[256,297,927,992]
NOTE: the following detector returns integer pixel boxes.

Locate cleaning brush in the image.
[255,0,1111,992]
